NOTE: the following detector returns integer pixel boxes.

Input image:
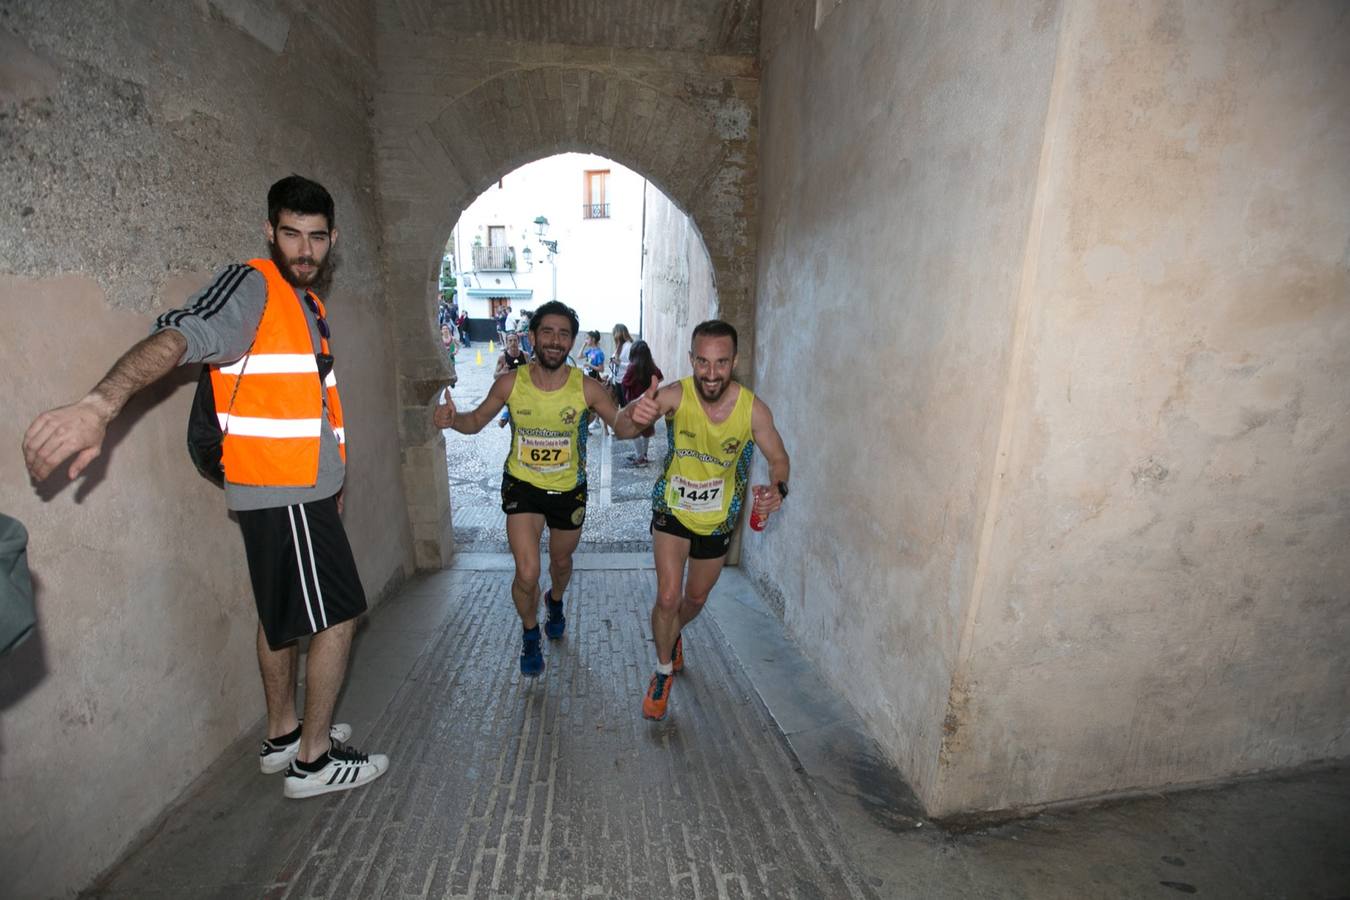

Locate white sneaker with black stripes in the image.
[259,722,354,774]
[283,742,389,799]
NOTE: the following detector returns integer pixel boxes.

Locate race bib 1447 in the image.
[669,475,725,513]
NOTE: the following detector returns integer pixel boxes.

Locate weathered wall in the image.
[370,6,759,566]
[640,181,718,381]
[0,3,410,897]
[748,0,1063,807]
[752,0,1350,818]
[937,0,1350,814]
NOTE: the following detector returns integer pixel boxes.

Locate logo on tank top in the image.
[559,406,579,425]
[721,438,742,456]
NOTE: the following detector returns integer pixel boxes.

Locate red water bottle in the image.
[749,487,768,532]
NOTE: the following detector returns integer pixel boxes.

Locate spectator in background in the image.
[518,310,534,356]
[441,324,459,388]
[495,331,530,428]
[580,330,609,435]
[495,305,511,344]
[621,341,663,466]
[456,307,472,346]
[581,330,606,379]
[610,323,633,405]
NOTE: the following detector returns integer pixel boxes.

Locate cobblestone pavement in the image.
[443,348,660,553]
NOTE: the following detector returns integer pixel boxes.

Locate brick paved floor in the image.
[88,564,877,900]
[271,568,872,900]
[83,561,1350,899]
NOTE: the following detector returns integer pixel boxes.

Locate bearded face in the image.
[531,314,574,371]
[689,335,736,403]
[267,210,336,292]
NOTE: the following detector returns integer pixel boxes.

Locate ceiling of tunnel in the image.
[395,0,760,55]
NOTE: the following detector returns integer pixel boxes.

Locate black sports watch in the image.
[775,481,789,500]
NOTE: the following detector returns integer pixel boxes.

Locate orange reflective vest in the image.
[210,258,346,487]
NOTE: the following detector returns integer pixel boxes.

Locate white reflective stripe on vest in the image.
[324,371,337,388]
[218,353,319,376]
[333,427,346,443]
[218,414,324,438]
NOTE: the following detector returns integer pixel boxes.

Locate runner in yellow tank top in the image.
[652,377,756,535]
[503,363,588,491]
[434,301,650,678]
[617,320,791,721]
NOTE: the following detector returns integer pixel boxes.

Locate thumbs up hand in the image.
[630,375,662,426]
[432,386,458,430]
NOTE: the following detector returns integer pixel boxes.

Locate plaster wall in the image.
[0,4,411,897]
[748,0,1063,807]
[641,181,718,381]
[937,0,1350,814]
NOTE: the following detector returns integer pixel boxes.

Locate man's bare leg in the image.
[257,623,299,738]
[651,530,692,665]
[506,513,546,628]
[547,524,583,602]
[297,618,355,763]
[678,554,727,629]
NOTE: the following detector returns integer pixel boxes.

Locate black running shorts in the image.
[651,511,733,560]
[236,494,367,649]
[501,472,587,531]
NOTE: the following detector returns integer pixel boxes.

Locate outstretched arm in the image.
[749,397,791,519]
[433,370,515,434]
[23,329,187,481]
[582,375,622,430]
[613,377,679,439]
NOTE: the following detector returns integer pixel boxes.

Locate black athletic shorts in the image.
[236,494,367,649]
[501,472,587,531]
[651,511,733,560]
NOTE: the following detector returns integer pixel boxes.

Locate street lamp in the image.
[533,215,558,303]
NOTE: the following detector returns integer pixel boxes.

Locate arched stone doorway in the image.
[372,56,758,567]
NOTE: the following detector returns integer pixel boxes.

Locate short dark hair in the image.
[588,330,601,342]
[268,175,335,230]
[530,300,579,337]
[690,319,738,354]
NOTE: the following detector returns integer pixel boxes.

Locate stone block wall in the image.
[369,6,759,566]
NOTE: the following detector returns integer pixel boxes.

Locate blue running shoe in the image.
[520,626,544,677]
[543,589,566,639]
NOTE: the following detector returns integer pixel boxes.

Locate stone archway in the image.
[371,36,758,567]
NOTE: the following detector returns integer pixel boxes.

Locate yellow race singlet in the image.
[652,377,756,535]
[504,365,589,491]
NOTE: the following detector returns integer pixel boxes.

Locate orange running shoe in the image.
[643,671,674,720]
[671,633,684,673]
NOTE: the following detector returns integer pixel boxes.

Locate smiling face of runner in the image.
[689,333,737,403]
[531,313,574,372]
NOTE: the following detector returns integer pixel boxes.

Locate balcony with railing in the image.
[472,244,516,271]
[582,203,611,220]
